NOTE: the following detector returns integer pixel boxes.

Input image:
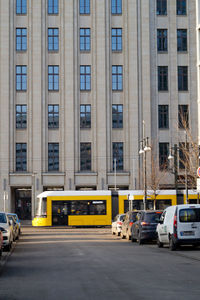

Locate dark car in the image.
[131,210,162,244]
[121,211,138,240]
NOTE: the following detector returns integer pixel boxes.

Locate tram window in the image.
[70,200,106,215]
[156,199,171,210]
[188,199,197,204]
[41,198,47,215]
[90,201,106,215]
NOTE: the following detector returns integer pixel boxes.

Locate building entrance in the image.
[15,189,32,220]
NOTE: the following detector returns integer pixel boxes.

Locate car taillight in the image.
[117,221,122,225]
[129,222,133,227]
[141,222,150,226]
[173,215,177,238]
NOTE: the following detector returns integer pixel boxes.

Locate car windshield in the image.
[131,212,137,222]
[0,213,7,223]
[144,212,162,223]
[179,208,200,222]
[120,215,125,221]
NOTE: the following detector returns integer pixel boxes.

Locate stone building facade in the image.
[0,0,198,219]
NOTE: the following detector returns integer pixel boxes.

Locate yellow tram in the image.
[32,190,112,227]
[118,190,177,214]
[32,189,199,226]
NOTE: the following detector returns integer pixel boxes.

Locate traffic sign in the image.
[197,167,200,178]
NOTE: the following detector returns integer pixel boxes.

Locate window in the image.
[177,29,187,52]
[16,28,27,51]
[111,0,122,14]
[112,28,122,51]
[16,0,27,14]
[70,200,106,215]
[157,29,167,52]
[80,105,91,128]
[80,28,90,51]
[179,142,189,169]
[178,105,189,129]
[16,143,27,171]
[48,143,59,171]
[179,209,200,222]
[80,0,90,14]
[48,66,59,91]
[158,105,169,129]
[112,105,123,128]
[177,0,186,15]
[48,105,59,129]
[178,66,188,91]
[113,142,123,171]
[112,66,123,91]
[48,0,58,14]
[156,0,167,15]
[16,65,27,91]
[158,66,168,91]
[80,66,91,91]
[80,143,91,171]
[16,105,27,129]
[48,28,59,51]
[159,143,169,170]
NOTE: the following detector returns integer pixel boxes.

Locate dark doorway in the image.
[15,189,32,220]
[52,201,70,225]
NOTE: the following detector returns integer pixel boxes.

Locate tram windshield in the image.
[35,197,47,217]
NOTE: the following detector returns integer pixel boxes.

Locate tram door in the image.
[52,201,70,225]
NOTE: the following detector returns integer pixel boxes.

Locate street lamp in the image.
[139,121,151,210]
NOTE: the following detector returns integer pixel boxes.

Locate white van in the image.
[157,204,200,250]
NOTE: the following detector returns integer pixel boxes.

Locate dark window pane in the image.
[159,143,169,170]
[158,66,168,91]
[156,0,167,15]
[113,142,123,170]
[158,105,169,129]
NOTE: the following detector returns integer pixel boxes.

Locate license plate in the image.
[180,231,195,236]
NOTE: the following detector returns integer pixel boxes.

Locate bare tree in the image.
[176,111,199,190]
[146,143,169,210]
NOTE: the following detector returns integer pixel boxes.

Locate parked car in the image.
[7,214,18,241]
[112,214,125,236]
[131,210,162,244]
[157,204,200,251]
[0,212,14,251]
[10,213,21,235]
[7,213,21,240]
[121,211,138,240]
[0,229,3,259]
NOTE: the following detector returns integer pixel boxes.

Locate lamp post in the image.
[139,121,151,210]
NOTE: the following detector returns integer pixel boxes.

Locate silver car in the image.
[0,212,14,251]
[112,214,125,236]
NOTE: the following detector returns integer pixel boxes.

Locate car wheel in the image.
[138,234,143,245]
[117,232,120,237]
[121,231,125,239]
[157,238,163,248]
[112,231,115,235]
[131,236,136,243]
[169,235,176,251]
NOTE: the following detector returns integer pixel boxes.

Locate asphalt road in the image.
[1,227,200,300]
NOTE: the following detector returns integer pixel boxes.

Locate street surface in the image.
[1,227,200,300]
